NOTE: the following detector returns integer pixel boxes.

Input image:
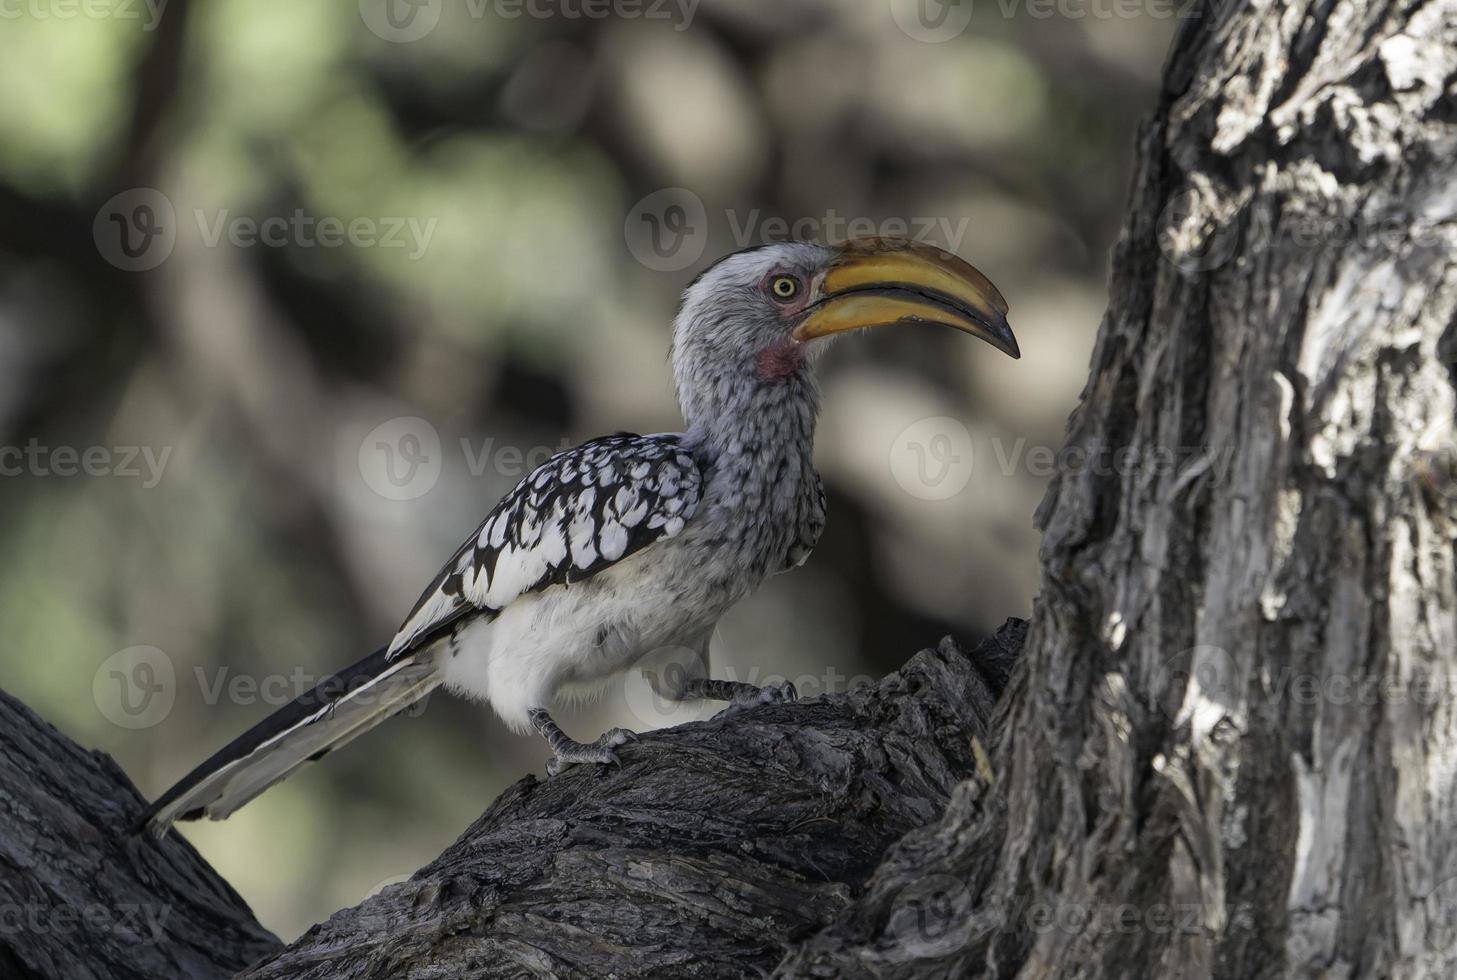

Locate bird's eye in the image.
[769,275,801,301]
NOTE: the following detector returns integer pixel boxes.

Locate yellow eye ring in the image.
[770,275,800,301]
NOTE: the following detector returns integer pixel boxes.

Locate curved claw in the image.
[715,681,800,720]
[744,680,797,706]
[545,728,638,776]
[766,681,798,704]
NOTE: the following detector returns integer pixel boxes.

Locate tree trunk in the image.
[778,0,1457,977]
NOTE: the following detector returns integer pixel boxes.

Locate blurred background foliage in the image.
[0,0,1176,939]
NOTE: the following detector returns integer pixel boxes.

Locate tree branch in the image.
[233,623,1023,979]
[0,690,279,979]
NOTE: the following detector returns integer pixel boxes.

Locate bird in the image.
[138,236,1018,835]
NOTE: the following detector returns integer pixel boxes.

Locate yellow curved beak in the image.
[792,238,1018,359]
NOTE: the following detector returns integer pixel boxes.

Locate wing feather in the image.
[386,434,701,658]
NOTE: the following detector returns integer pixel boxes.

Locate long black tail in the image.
[137,645,443,835]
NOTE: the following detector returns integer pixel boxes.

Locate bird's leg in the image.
[678,677,799,709]
[527,707,637,776]
[643,639,798,717]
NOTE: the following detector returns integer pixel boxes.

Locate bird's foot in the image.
[737,680,798,706]
[714,680,799,719]
[545,727,638,776]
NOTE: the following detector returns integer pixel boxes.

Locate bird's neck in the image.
[680,371,820,475]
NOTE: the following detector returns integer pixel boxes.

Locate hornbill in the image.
[140,236,1018,834]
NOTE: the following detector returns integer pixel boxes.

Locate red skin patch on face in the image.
[756,337,804,380]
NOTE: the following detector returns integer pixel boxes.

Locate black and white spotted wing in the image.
[387,433,703,658]
[138,436,699,835]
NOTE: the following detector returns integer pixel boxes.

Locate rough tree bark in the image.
[0,690,280,979]
[233,629,1018,978]
[2,0,1453,977]
[0,628,1018,979]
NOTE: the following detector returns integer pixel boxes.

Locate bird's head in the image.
[671,237,1017,429]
